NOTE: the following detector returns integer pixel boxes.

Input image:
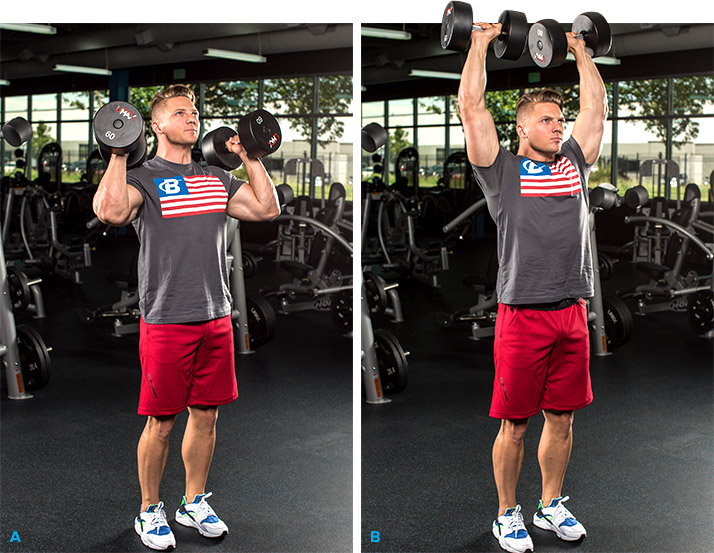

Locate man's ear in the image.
[516,123,527,140]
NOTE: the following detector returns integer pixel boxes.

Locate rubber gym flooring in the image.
[0,225,352,553]
[361,234,714,553]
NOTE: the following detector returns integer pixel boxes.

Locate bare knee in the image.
[188,406,219,431]
[499,418,530,445]
[543,410,573,437]
[145,415,177,442]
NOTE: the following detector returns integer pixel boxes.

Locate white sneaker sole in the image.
[175,511,228,538]
[134,519,176,551]
[533,515,586,541]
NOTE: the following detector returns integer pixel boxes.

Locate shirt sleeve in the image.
[470,145,509,197]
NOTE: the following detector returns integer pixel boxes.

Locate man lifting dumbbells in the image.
[92,84,281,551]
[453,5,608,553]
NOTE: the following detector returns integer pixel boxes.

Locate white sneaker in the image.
[175,492,228,538]
[533,496,587,541]
[134,502,176,551]
[492,505,534,553]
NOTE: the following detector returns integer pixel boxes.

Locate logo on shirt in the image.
[153,175,229,219]
[519,157,582,197]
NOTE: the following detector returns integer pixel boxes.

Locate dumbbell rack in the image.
[0,227,33,399]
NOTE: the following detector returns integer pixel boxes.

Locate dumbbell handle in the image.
[470,23,506,39]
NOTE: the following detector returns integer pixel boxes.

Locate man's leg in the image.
[137,414,177,511]
[538,409,573,506]
[182,405,219,501]
[492,417,530,515]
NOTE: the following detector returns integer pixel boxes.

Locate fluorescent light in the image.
[361,27,411,40]
[565,53,621,66]
[53,64,112,76]
[409,69,462,80]
[0,79,10,86]
[0,23,56,35]
[203,48,267,63]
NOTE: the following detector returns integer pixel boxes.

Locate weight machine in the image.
[622,183,714,336]
[1,117,53,399]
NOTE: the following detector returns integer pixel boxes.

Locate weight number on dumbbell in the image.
[92,101,148,170]
[440,1,528,61]
[529,12,611,68]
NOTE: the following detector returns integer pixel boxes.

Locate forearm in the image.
[458,34,500,166]
[575,51,607,119]
[92,154,134,226]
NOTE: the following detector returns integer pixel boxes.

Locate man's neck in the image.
[156,142,193,165]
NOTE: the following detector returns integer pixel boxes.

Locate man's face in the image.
[152,96,199,146]
[517,102,565,157]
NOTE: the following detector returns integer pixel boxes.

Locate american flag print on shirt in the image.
[153,175,228,218]
[519,157,582,197]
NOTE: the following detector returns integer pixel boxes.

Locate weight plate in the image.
[242,252,259,279]
[2,117,32,147]
[237,109,282,159]
[361,122,388,153]
[330,289,353,331]
[602,296,634,350]
[687,289,714,333]
[6,266,32,311]
[202,126,242,171]
[16,324,51,391]
[374,328,408,395]
[441,1,473,51]
[494,10,528,60]
[363,272,388,315]
[572,12,612,58]
[92,101,144,154]
[598,253,615,281]
[246,294,277,348]
[529,19,568,68]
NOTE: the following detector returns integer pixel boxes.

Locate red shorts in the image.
[490,300,592,420]
[138,316,238,416]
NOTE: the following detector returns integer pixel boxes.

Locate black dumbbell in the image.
[92,101,147,169]
[529,12,611,68]
[202,109,282,171]
[441,1,528,61]
[361,123,388,153]
[0,117,32,147]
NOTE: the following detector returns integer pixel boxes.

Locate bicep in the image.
[462,108,501,167]
[571,109,606,165]
[226,184,262,222]
[126,184,145,222]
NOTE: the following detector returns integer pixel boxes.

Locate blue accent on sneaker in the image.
[506,529,529,539]
[148,526,172,536]
[560,517,578,527]
[202,515,219,524]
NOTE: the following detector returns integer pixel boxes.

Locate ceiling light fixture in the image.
[203,48,267,63]
[53,64,113,76]
[361,27,412,40]
[409,69,462,80]
[566,53,621,65]
[0,79,10,86]
[0,23,57,35]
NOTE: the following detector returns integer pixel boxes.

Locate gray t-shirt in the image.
[470,137,594,305]
[127,156,243,323]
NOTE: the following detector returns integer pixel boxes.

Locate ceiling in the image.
[0,23,353,97]
[362,22,714,101]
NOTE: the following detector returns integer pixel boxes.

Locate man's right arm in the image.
[458,23,502,167]
[92,154,144,227]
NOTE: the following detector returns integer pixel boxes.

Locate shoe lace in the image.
[549,496,574,525]
[506,505,527,533]
[147,502,170,529]
[194,492,218,521]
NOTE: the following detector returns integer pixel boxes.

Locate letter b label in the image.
[371,531,380,543]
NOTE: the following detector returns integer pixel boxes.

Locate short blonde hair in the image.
[515,88,564,124]
[149,85,196,120]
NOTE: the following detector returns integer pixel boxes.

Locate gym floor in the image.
[361,233,714,553]
[0,226,352,552]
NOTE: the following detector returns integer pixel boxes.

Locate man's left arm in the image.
[224,135,281,221]
[569,33,608,165]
